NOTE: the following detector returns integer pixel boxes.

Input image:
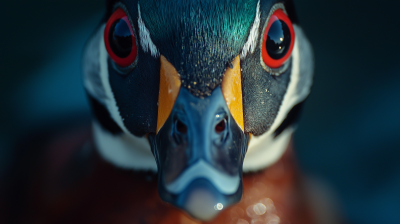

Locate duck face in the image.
[83,0,313,221]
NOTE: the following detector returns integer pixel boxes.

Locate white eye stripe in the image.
[241,0,261,59]
[138,3,160,58]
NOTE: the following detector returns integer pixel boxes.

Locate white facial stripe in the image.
[90,25,156,171]
[294,26,314,102]
[166,160,240,195]
[98,25,131,134]
[83,26,107,104]
[270,25,313,132]
[93,121,157,171]
[244,25,314,171]
[138,3,160,58]
[241,0,261,59]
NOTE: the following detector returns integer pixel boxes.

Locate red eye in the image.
[104,8,137,67]
[262,9,295,69]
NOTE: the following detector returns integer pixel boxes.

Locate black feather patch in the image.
[88,94,123,135]
[273,101,304,138]
[282,0,298,24]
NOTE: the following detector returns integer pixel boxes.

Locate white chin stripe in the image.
[165,160,240,195]
[244,127,293,171]
[243,25,314,172]
[93,121,157,171]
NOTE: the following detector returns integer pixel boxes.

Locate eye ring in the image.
[260,4,295,75]
[104,4,138,69]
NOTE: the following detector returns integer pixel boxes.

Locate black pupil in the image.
[266,19,291,60]
[109,19,133,58]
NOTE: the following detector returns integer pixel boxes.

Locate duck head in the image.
[83,0,313,221]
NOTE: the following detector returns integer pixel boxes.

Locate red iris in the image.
[262,9,295,69]
[104,8,137,67]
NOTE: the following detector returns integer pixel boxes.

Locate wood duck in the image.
[83,0,313,221]
[6,0,314,223]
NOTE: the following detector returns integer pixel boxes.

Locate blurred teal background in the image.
[1,0,399,223]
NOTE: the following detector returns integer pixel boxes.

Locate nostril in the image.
[215,118,226,134]
[176,119,188,134]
